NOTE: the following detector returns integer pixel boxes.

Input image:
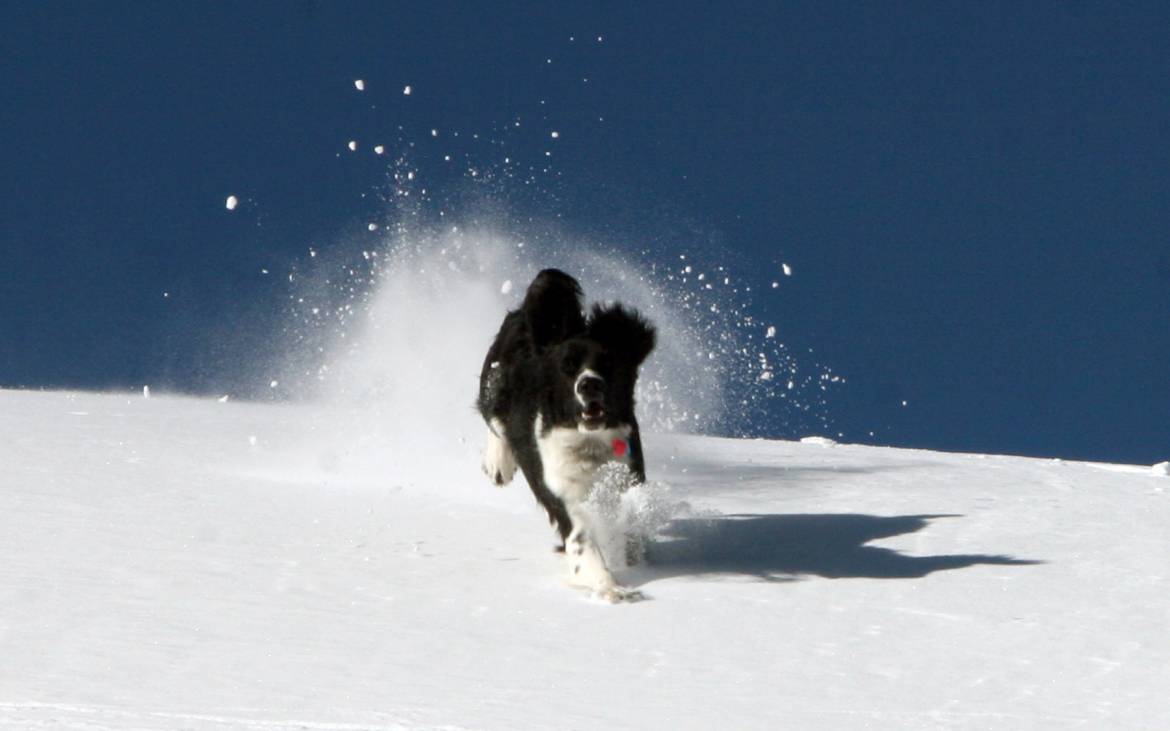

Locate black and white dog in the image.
[478,269,656,602]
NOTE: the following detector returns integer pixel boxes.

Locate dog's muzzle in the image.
[576,373,606,427]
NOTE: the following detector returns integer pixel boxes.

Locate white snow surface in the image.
[3,389,1168,729]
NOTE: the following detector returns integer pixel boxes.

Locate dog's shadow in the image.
[627,513,1040,586]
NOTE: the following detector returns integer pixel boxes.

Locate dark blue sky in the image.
[3,2,1168,463]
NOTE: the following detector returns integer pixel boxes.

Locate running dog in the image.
[477,269,655,602]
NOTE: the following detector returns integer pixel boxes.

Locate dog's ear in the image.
[588,304,656,367]
[524,269,586,347]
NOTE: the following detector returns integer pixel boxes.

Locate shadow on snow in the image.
[632,513,1040,585]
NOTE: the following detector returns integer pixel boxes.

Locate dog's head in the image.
[548,304,656,431]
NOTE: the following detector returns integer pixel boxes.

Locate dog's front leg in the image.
[565,507,643,603]
[481,418,518,486]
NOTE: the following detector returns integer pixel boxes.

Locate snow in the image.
[782,262,793,276]
[354,79,365,91]
[1153,461,1170,476]
[374,145,385,155]
[224,195,238,210]
[347,140,357,152]
[3,388,1168,729]
[799,435,838,446]
[403,85,412,96]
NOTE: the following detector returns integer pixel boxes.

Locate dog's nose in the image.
[576,374,604,399]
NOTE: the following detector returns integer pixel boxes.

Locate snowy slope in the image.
[2,389,1168,730]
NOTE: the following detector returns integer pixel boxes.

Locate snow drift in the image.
[2,389,1168,730]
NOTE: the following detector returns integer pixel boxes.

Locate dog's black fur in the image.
[477,269,656,557]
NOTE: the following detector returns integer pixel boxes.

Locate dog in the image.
[477,269,656,602]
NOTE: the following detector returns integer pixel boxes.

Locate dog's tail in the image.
[523,269,586,347]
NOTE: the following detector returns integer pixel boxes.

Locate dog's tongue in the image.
[583,404,605,419]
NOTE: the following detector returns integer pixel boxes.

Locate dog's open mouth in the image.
[580,403,606,429]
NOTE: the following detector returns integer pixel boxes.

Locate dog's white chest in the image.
[534,414,632,504]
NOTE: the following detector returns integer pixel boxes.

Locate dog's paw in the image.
[482,429,517,486]
[481,460,515,486]
[594,585,646,604]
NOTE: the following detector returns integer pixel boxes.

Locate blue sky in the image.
[2,2,1167,463]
